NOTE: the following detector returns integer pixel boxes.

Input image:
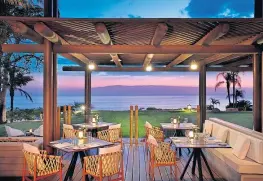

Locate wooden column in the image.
[255,0,263,18]
[54,107,60,140]
[44,0,53,17]
[129,106,134,145]
[199,63,206,131]
[52,53,58,139]
[253,53,262,132]
[85,70,92,123]
[43,39,53,152]
[135,105,139,145]
[63,105,67,124]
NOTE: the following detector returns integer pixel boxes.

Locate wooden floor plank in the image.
[132,146,140,181]
[139,145,148,181]
[125,146,134,181]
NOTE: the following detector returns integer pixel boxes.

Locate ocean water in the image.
[5,95,253,111]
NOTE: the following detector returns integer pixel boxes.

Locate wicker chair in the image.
[83,151,124,181]
[97,128,122,145]
[147,136,176,181]
[63,128,77,138]
[145,126,164,152]
[22,150,62,181]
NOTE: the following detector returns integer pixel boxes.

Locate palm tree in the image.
[0,1,43,123]
[235,89,245,103]
[215,72,232,105]
[209,98,220,108]
[8,67,33,112]
[231,72,242,107]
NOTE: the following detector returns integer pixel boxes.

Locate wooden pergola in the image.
[1,16,263,151]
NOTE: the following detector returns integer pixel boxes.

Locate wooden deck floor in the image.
[4,140,226,181]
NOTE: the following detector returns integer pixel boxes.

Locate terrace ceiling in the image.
[1,17,263,71]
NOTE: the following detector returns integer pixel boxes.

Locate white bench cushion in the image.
[232,134,251,160]
[223,154,263,174]
[206,148,233,161]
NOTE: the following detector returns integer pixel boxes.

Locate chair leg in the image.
[174,165,177,180]
[59,169,63,181]
[170,166,172,176]
[152,167,155,181]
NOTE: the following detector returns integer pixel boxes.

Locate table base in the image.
[64,150,95,181]
[180,148,216,181]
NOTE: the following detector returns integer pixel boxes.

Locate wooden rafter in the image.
[166,24,229,68]
[204,33,263,65]
[143,23,168,67]
[7,21,85,66]
[34,22,89,65]
[7,21,44,43]
[62,66,252,72]
[95,23,122,67]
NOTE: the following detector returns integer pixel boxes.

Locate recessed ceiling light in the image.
[88,63,95,70]
[145,65,153,71]
[190,61,198,70]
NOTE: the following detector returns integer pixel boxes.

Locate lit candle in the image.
[173,119,177,124]
[188,131,194,138]
[78,130,84,139]
[29,129,32,133]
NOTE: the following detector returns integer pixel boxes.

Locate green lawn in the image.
[0,111,253,137]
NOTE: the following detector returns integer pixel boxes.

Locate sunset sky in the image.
[26,0,255,93]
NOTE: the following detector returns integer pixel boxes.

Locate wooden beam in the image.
[1,44,44,52]
[1,44,259,54]
[53,44,258,54]
[167,24,229,67]
[95,23,122,67]
[204,33,263,65]
[224,57,252,67]
[143,23,168,67]
[34,22,89,65]
[62,66,252,72]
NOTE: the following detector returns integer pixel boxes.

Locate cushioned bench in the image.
[203,118,263,181]
[0,137,43,177]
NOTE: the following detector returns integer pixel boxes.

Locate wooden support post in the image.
[44,0,53,17]
[52,53,58,141]
[196,105,200,127]
[67,105,72,125]
[255,0,263,18]
[63,105,67,124]
[43,39,53,153]
[135,105,139,145]
[130,105,134,145]
[199,64,206,131]
[54,107,61,140]
[253,53,262,132]
[85,70,92,123]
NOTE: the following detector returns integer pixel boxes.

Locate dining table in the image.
[73,122,116,137]
[50,137,113,181]
[161,123,196,155]
[170,137,231,181]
